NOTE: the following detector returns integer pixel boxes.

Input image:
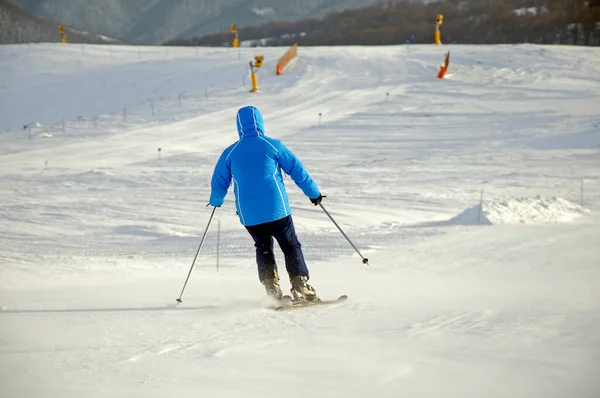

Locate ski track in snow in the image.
[0,43,599,398]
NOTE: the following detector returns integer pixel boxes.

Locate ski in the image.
[273,295,348,311]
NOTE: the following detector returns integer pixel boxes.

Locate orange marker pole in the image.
[437,66,447,79]
[437,51,450,79]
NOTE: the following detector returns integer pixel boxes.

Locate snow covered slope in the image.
[1,43,599,398]
[446,196,588,225]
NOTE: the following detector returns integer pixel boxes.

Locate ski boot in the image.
[262,270,283,301]
[290,275,318,302]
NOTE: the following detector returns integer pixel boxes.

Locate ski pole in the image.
[176,206,217,303]
[318,203,369,265]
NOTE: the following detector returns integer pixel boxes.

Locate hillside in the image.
[11,0,386,44]
[173,0,600,46]
[0,0,121,44]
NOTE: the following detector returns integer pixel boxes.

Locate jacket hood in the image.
[236,106,264,139]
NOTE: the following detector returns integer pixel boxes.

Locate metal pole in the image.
[216,220,221,272]
[477,189,484,225]
[176,207,217,303]
[318,203,368,264]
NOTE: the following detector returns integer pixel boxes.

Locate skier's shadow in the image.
[0,305,218,314]
[1,299,262,314]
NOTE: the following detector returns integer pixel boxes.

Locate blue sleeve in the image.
[209,150,232,207]
[277,142,320,199]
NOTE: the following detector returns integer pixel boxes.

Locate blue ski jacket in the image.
[209,106,320,227]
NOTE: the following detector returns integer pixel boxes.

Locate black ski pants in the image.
[245,215,309,282]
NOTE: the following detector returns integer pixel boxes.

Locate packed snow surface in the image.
[447,196,588,225]
[1,43,599,398]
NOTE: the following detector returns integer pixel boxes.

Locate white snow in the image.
[513,7,545,16]
[446,196,588,225]
[252,7,276,17]
[1,43,599,398]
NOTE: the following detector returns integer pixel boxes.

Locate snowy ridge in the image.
[447,196,588,225]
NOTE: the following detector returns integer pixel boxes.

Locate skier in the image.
[209,105,324,302]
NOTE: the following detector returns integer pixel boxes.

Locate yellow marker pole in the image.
[249,55,264,93]
[231,24,239,48]
[59,25,67,43]
[250,71,259,92]
[435,15,443,45]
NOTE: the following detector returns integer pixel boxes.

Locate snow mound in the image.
[447,196,587,225]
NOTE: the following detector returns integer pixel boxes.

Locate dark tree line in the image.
[166,0,600,47]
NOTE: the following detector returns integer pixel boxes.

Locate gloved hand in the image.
[310,194,325,206]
